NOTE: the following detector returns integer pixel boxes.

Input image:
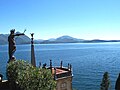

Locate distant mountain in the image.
[15,32,31,44]
[82,39,107,43]
[82,39,120,43]
[0,34,9,45]
[40,35,120,44]
[34,39,44,44]
[56,35,83,42]
[0,32,31,45]
[40,35,84,44]
[1,33,120,45]
[48,38,56,41]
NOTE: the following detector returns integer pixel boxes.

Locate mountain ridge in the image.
[0,33,120,45]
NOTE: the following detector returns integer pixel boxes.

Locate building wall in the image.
[56,76,72,90]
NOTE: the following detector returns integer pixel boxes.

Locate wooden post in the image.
[68,63,70,69]
[50,60,52,73]
[70,64,72,72]
[60,61,63,68]
[54,68,57,80]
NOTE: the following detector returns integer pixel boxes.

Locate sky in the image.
[0,0,120,40]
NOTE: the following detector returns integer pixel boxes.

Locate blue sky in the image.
[0,0,120,40]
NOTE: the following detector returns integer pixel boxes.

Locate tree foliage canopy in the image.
[100,72,110,90]
[6,60,56,90]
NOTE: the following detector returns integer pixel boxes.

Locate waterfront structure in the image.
[48,60,73,90]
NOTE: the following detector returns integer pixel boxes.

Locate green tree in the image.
[100,72,110,90]
[6,60,56,90]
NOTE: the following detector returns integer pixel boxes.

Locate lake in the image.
[0,42,120,90]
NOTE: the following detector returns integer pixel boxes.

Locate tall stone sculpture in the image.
[8,29,25,62]
[31,33,36,67]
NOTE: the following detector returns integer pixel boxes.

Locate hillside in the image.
[41,35,84,44]
[0,32,31,45]
[0,34,9,45]
[1,33,120,45]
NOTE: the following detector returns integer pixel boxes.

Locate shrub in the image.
[6,60,56,90]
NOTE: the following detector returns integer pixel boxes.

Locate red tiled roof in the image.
[51,68,69,75]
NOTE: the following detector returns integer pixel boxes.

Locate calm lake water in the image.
[0,42,120,90]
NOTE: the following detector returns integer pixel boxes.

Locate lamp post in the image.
[31,33,36,67]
